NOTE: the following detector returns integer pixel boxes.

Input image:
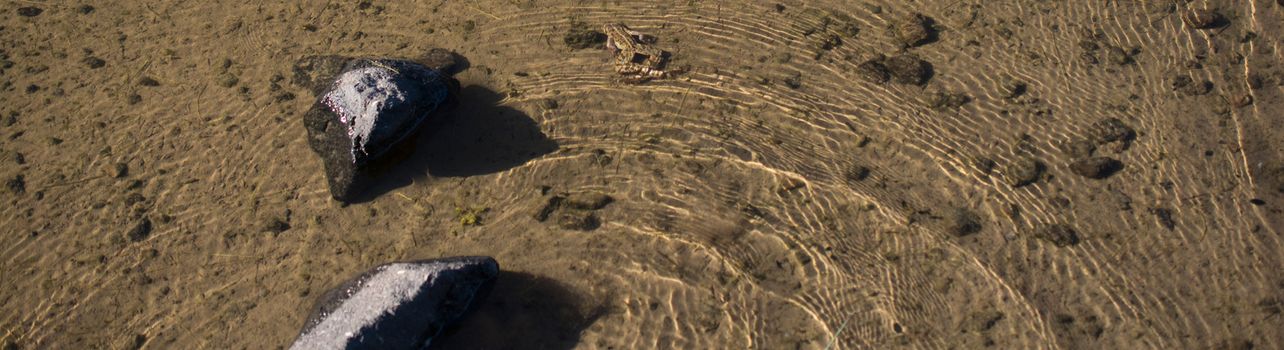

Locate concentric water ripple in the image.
[1,0,1281,349]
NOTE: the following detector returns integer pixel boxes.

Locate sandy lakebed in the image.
[2,1,1283,349]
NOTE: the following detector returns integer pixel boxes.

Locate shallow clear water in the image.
[2,1,1282,349]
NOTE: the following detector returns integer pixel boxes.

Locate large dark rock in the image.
[296,50,463,202]
[290,256,500,350]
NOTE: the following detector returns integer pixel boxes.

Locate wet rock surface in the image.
[290,257,499,350]
[296,50,462,202]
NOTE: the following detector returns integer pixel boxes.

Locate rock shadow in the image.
[430,271,608,350]
[350,85,558,203]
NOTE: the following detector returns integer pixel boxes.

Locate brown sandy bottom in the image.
[2,0,1283,349]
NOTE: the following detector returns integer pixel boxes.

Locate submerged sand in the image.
[2,1,1282,349]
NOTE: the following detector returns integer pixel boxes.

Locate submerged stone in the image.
[297,51,462,202]
[290,256,499,350]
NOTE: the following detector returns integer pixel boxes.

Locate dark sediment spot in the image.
[1249,198,1265,206]
[1002,80,1027,99]
[139,77,160,86]
[533,195,564,222]
[83,56,106,69]
[564,21,606,50]
[845,165,871,181]
[10,151,25,165]
[273,91,296,102]
[893,13,936,47]
[1105,46,1134,65]
[5,175,24,194]
[1036,224,1080,246]
[124,193,146,206]
[1172,75,1212,95]
[1272,166,1284,194]
[819,34,842,51]
[264,217,291,233]
[17,7,43,17]
[855,58,890,84]
[1089,118,1135,144]
[972,157,996,175]
[126,218,152,242]
[783,72,802,89]
[218,73,239,88]
[928,90,971,110]
[1069,157,1123,179]
[885,54,931,85]
[1214,338,1255,350]
[1055,314,1105,339]
[965,310,1004,332]
[774,4,785,12]
[947,208,983,237]
[113,162,128,178]
[24,85,38,94]
[564,192,612,210]
[556,209,600,231]
[1183,8,1227,29]
[78,5,95,14]
[127,94,142,105]
[1150,207,1176,230]
[1004,158,1043,187]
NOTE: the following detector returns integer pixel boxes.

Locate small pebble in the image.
[1069,157,1124,179]
[17,7,43,17]
[1183,8,1226,29]
[84,56,107,69]
[218,73,239,88]
[1036,224,1080,246]
[947,208,983,236]
[565,192,613,210]
[112,162,129,178]
[5,175,24,194]
[264,217,291,233]
[126,218,153,242]
[1150,207,1176,230]
[1005,158,1043,187]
